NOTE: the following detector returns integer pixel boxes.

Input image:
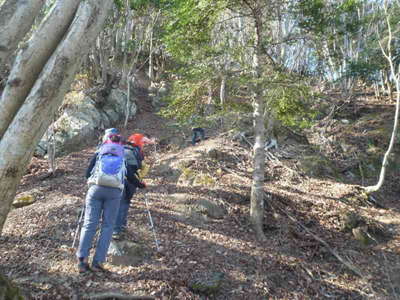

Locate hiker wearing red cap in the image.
[128,133,155,150]
[112,133,155,239]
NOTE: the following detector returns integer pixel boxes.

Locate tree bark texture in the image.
[0,0,114,234]
[220,75,226,106]
[250,9,266,241]
[0,0,81,139]
[0,0,45,66]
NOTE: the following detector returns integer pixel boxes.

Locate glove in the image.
[138,181,146,189]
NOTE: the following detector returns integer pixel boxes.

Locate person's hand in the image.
[138,181,146,189]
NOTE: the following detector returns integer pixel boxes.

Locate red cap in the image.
[127,134,154,148]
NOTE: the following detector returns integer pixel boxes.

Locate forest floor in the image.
[0,89,400,300]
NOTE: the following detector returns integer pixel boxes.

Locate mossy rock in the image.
[206,148,235,162]
[153,163,181,181]
[299,154,339,177]
[192,199,226,219]
[12,192,37,208]
[0,272,25,300]
[341,211,390,246]
[340,211,365,232]
[167,193,191,204]
[352,226,374,246]
[62,90,86,108]
[108,241,148,266]
[175,204,208,226]
[189,272,225,296]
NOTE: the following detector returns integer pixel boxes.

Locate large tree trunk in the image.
[0,0,113,234]
[0,0,45,67]
[0,0,81,139]
[250,10,266,241]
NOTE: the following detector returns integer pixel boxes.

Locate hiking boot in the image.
[91,262,106,273]
[78,262,90,274]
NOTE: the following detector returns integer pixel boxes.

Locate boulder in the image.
[167,193,191,203]
[192,199,226,219]
[174,198,226,226]
[299,154,339,178]
[12,189,41,208]
[352,226,374,246]
[35,89,137,157]
[108,240,148,266]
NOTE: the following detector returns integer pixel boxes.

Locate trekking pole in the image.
[144,194,160,252]
[71,205,85,249]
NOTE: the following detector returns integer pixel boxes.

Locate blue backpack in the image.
[88,143,126,189]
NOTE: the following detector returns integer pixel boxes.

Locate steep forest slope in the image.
[0,91,399,300]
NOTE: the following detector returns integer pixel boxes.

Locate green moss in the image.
[181,167,196,179]
[12,193,36,208]
[193,174,215,186]
[62,90,85,108]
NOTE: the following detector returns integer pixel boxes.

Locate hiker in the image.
[76,134,138,273]
[191,127,205,145]
[113,133,155,239]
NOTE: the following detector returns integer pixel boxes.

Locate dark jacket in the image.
[123,144,144,200]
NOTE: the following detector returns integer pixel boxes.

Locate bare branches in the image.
[271,199,366,278]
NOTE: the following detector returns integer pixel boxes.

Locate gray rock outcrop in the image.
[35,89,137,157]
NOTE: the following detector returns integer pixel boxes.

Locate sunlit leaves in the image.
[162,0,226,61]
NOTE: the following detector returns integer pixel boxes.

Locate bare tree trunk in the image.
[98,34,109,85]
[373,82,381,100]
[148,9,161,83]
[205,82,215,115]
[148,29,154,83]
[220,75,226,107]
[90,47,102,81]
[0,0,81,139]
[46,116,56,174]
[124,72,134,128]
[250,10,266,241]
[0,0,113,234]
[0,0,45,66]
[365,5,400,194]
